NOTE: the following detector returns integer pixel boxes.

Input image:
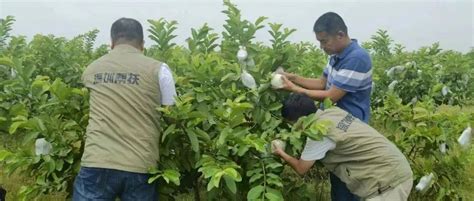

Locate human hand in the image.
[271,139,286,155]
[280,75,297,91]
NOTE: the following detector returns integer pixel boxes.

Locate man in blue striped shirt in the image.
[278,12,372,201]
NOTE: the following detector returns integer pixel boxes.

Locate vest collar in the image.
[111,44,142,54]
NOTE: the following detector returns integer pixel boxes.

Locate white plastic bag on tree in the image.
[394,66,405,72]
[275,66,284,74]
[406,61,416,68]
[271,139,286,153]
[457,126,472,148]
[371,82,375,95]
[237,46,248,63]
[411,97,418,105]
[271,73,284,89]
[388,80,398,90]
[439,143,447,153]
[415,173,434,192]
[10,68,17,78]
[241,70,257,89]
[441,86,449,96]
[386,65,405,78]
[35,138,52,156]
[386,67,395,78]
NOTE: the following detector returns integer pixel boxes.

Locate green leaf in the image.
[207,171,224,191]
[217,128,229,146]
[223,175,237,194]
[237,145,249,156]
[246,168,262,177]
[268,103,282,111]
[34,117,46,132]
[323,98,333,109]
[223,167,241,181]
[55,160,64,171]
[238,102,254,109]
[436,187,447,201]
[413,107,429,120]
[0,57,14,67]
[9,103,28,117]
[9,121,26,134]
[264,187,284,201]
[47,159,56,173]
[247,185,264,200]
[161,124,176,142]
[199,166,220,179]
[302,114,316,129]
[148,174,162,184]
[267,177,283,188]
[249,173,263,183]
[65,154,74,164]
[163,169,181,185]
[265,112,271,122]
[22,131,39,145]
[50,79,70,101]
[0,150,13,161]
[265,162,283,170]
[194,128,211,143]
[186,128,200,153]
[255,16,268,26]
[221,72,237,82]
[71,88,85,96]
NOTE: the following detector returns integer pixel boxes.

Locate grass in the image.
[0,164,67,201]
[460,146,474,200]
[0,174,67,201]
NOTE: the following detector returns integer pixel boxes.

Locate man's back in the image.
[316,108,412,198]
[81,44,163,173]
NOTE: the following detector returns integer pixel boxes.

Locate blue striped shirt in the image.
[323,39,372,123]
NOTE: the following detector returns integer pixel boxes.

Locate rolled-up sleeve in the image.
[158,63,177,105]
[300,137,336,161]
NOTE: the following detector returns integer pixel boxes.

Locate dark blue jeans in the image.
[330,172,359,201]
[73,166,158,201]
[0,186,5,201]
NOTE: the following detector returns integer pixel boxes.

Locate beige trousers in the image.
[364,178,413,201]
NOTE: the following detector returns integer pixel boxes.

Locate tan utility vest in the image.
[81,44,162,173]
[317,108,413,198]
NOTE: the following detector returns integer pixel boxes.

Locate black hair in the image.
[281,93,318,122]
[313,12,348,35]
[111,18,144,45]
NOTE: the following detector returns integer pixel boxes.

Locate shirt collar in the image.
[335,39,358,59]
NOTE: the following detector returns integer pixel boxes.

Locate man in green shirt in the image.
[274,94,413,201]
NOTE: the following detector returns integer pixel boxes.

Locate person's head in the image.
[281,93,318,122]
[110,18,144,50]
[313,12,350,55]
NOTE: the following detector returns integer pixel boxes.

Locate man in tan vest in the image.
[73,18,176,201]
[273,94,413,201]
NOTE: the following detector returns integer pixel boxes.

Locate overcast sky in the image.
[1,0,473,52]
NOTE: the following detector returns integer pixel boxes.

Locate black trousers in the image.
[0,186,6,201]
[330,172,360,201]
